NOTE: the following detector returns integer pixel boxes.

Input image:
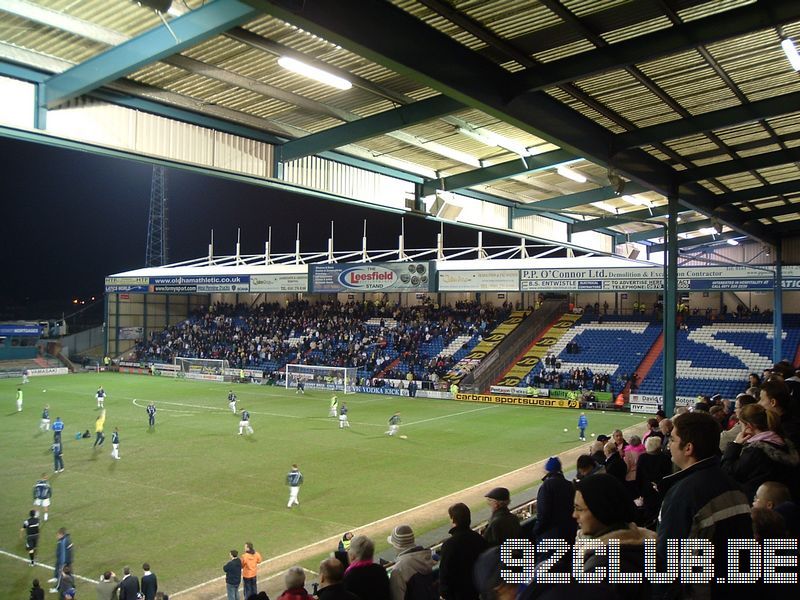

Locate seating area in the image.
[132,300,509,386]
[638,315,800,398]
[515,315,661,393]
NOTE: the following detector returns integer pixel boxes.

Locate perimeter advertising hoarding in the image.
[311,262,431,293]
[250,274,308,293]
[455,392,579,408]
[0,324,42,336]
[438,269,520,291]
[520,265,800,292]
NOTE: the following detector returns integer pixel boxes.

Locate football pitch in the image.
[0,373,637,597]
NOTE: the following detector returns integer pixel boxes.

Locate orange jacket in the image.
[241,551,262,578]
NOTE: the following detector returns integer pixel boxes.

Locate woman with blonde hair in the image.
[721,404,800,502]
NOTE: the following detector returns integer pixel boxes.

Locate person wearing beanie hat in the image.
[532,456,577,545]
[482,488,521,548]
[573,474,655,599]
[386,525,434,600]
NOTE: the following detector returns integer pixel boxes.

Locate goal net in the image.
[174,357,229,382]
[284,364,358,394]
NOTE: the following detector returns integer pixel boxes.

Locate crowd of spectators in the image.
[527,367,612,392]
[132,300,510,386]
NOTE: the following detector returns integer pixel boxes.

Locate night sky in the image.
[1,135,521,319]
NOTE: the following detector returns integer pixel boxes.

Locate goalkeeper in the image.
[329,395,339,418]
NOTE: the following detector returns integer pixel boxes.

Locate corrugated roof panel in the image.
[662,134,720,158]
[461,0,560,41]
[0,16,105,64]
[573,70,681,128]
[545,88,627,133]
[706,28,800,100]
[638,49,740,117]
[533,39,596,64]
[758,165,800,184]
[600,15,674,44]
[774,213,800,223]
[707,172,762,190]
[675,0,756,23]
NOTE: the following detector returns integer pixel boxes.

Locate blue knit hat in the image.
[545,456,562,473]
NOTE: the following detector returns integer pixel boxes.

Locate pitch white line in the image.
[0,548,97,585]
[404,405,497,426]
[131,399,197,415]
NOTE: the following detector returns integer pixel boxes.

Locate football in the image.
[399,435,408,439]
[563,428,568,432]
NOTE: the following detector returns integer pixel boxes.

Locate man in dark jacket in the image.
[603,441,627,482]
[316,558,359,600]
[141,563,157,600]
[438,503,487,600]
[343,535,390,600]
[532,457,577,544]
[223,549,242,600]
[658,411,752,600]
[117,566,139,600]
[482,487,521,547]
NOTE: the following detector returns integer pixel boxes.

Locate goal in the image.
[284,364,358,394]
[174,357,229,382]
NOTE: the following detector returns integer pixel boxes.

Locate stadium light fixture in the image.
[557,165,587,183]
[278,56,352,90]
[456,127,533,157]
[700,227,717,236]
[782,37,800,71]
[727,238,740,246]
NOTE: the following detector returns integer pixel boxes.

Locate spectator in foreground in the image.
[635,436,672,526]
[29,579,44,600]
[438,503,487,600]
[276,566,313,600]
[574,454,604,482]
[532,457,577,544]
[658,411,752,600]
[316,558,358,600]
[386,525,434,600]
[141,563,158,600]
[752,481,792,511]
[343,535,390,600]
[482,487,521,547]
[603,441,626,483]
[719,393,757,450]
[760,378,800,447]
[721,403,800,502]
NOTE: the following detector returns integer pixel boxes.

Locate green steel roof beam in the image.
[679,147,800,182]
[624,218,713,244]
[716,180,800,207]
[279,95,463,162]
[571,205,673,233]
[509,1,800,96]
[743,202,800,222]
[615,91,800,150]
[649,232,741,253]
[420,149,577,196]
[523,182,648,211]
[44,0,258,108]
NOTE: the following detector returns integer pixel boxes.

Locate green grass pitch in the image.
[0,373,637,597]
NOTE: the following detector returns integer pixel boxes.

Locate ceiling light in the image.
[782,37,800,71]
[591,201,617,214]
[457,127,532,157]
[727,238,740,246]
[557,165,587,183]
[278,56,352,90]
[700,227,717,236]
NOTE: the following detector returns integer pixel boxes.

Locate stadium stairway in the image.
[626,331,663,396]
[494,313,581,387]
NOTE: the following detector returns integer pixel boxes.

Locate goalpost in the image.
[284,364,358,394]
[174,357,229,382]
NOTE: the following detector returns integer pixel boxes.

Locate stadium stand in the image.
[638,315,800,399]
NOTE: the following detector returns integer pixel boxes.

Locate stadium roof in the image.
[107,247,659,278]
[2,0,800,250]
